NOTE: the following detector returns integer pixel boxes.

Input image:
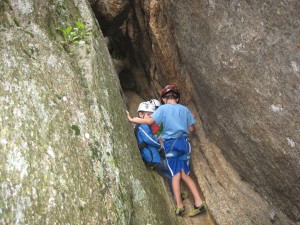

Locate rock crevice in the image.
[92,0,300,224]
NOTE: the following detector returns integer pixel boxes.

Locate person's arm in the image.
[126,110,155,125]
[188,124,195,133]
[139,126,160,147]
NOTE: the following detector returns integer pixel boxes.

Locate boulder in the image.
[0,0,178,224]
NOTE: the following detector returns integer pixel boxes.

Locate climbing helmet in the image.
[160,84,180,100]
[137,101,156,113]
[149,99,161,109]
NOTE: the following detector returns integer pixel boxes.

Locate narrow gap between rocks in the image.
[93,6,217,225]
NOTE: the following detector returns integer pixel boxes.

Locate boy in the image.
[127,85,206,216]
[134,101,173,195]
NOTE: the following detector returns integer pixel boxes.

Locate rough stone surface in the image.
[89,0,129,22]
[89,0,130,37]
[166,1,300,223]
[0,0,180,224]
[93,0,299,224]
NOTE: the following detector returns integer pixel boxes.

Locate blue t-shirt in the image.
[151,104,195,140]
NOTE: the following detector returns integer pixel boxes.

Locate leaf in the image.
[57,28,66,36]
[65,26,72,35]
[56,19,91,53]
[75,20,85,30]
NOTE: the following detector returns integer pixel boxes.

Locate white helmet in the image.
[149,99,161,109]
[137,101,155,112]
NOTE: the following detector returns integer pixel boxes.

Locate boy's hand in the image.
[126,110,132,122]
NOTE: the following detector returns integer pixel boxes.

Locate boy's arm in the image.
[126,110,155,124]
[188,124,195,133]
[139,126,160,147]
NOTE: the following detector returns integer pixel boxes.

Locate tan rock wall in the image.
[91,0,299,224]
[165,1,299,223]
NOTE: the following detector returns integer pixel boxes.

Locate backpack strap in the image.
[134,124,152,151]
[134,124,159,163]
[133,123,140,139]
[165,136,190,161]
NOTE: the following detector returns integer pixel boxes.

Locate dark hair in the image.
[163,92,179,99]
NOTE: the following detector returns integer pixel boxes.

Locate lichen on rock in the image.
[0,0,178,224]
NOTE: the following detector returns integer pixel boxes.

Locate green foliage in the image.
[57,20,92,52]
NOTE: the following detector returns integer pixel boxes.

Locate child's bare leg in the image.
[181,171,202,206]
[172,172,183,209]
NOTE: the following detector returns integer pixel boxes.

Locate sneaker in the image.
[175,206,185,216]
[187,202,207,217]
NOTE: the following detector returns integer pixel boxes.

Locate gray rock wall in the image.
[166,0,300,221]
[0,0,178,224]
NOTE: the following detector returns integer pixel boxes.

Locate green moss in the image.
[13,18,20,27]
[23,29,34,38]
[89,141,100,159]
[70,124,80,136]
[55,94,62,100]
[3,0,12,10]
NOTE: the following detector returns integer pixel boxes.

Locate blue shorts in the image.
[164,137,191,176]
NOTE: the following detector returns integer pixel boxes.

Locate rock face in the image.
[92,0,299,224]
[0,0,179,224]
[89,0,130,36]
[166,0,300,223]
